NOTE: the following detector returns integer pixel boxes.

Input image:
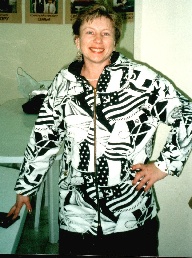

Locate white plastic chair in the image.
[34,178,48,230]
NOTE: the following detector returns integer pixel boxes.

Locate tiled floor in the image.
[16,196,59,255]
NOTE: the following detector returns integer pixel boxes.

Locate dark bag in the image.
[0,212,20,228]
[22,94,46,114]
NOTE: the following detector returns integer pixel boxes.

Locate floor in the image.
[16,195,59,255]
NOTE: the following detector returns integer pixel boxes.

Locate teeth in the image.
[91,48,103,52]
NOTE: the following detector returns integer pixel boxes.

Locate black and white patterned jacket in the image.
[15,52,192,234]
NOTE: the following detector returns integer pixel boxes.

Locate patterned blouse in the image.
[15,52,192,235]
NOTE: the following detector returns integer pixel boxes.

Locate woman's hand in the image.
[7,194,32,219]
[132,162,167,192]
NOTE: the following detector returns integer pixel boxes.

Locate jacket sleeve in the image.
[14,72,67,196]
[150,75,192,176]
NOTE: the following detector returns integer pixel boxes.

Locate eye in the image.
[103,32,110,36]
[86,30,94,35]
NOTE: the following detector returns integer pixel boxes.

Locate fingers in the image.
[131,164,145,190]
[132,170,149,191]
[135,175,153,192]
[25,201,33,215]
[131,163,163,192]
[7,194,32,220]
[7,205,17,217]
[7,205,21,220]
[13,203,24,219]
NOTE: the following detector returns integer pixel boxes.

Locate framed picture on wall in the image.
[65,0,96,24]
[65,0,134,24]
[113,0,134,22]
[25,0,63,24]
[0,0,22,23]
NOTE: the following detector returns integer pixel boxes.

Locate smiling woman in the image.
[72,4,122,44]
[75,16,116,86]
[72,4,122,87]
[8,3,192,257]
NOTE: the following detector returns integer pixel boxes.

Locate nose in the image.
[94,33,102,43]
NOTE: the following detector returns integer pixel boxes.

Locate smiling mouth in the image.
[90,48,104,53]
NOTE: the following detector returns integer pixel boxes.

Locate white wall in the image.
[134,0,192,256]
[0,0,134,104]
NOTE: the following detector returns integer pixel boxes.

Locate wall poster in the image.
[0,0,22,23]
[65,0,134,24]
[25,0,63,24]
[113,0,134,22]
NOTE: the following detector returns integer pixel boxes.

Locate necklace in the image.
[86,78,99,82]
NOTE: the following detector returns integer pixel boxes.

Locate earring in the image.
[76,49,83,62]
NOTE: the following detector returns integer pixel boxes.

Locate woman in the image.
[8,4,192,256]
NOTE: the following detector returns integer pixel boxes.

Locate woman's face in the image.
[75,16,116,66]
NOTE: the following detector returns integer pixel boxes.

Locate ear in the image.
[113,41,116,51]
[75,36,80,49]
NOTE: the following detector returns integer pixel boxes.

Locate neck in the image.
[81,63,104,82]
[82,65,100,75]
